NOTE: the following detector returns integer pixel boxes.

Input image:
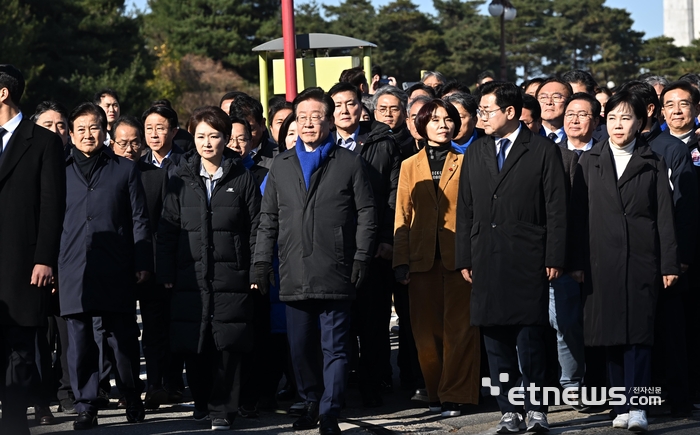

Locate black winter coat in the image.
[455,127,568,327]
[157,152,262,354]
[0,118,66,326]
[140,144,186,178]
[571,138,679,346]
[254,142,376,302]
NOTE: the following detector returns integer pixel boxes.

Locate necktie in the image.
[547,132,557,142]
[0,127,7,157]
[574,149,583,157]
[497,138,510,172]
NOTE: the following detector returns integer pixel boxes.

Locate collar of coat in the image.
[587,135,659,188]
[179,147,242,181]
[65,143,116,164]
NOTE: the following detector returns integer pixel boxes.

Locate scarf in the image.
[295,134,335,189]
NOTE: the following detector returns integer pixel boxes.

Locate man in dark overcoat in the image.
[0,65,66,435]
[59,103,152,429]
[455,81,568,433]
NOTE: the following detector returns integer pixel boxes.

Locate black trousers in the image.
[139,284,171,390]
[184,334,242,421]
[287,300,352,417]
[483,325,549,413]
[67,313,141,414]
[34,323,55,407]
[353,257,393,395]
[0,325,38,435]
[393,282,423,388]
[607,344,652,413]
[54,315,74,401]
[239,291,271,408]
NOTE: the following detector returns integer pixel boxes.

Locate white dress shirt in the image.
[0,112,23,153]
[495,124,522,159]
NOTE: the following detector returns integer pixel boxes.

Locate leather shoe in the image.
[125,396,145,423]
[35,406,55,425]
[292,401,319,430]
[319,414,341,435]
[73,411,98,430]
[144,387,169,409]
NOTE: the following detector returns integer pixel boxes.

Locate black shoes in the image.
[73,411,98,430]
[144,387,169,410]
[293,401,320,430]
[93,389,110,409]
[125,396,145,423]
[319,414,341,435]
[35,406,56,425]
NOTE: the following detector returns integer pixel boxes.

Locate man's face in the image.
[537,82,570,126]
[112,124,143,161]
[296,99,331,148]
[662,88,699,134]
[228,122,253,157]
[524,82,540,96]
[520,108,541,133]
[36,110,69,146]
[479,93,511,137]
[564,99,599,142]
[423,76,442,89]
[144,113,177,154]
[454,103,476,143]
[99,95,120,127]
[246,115,266,149]
[270,108,292,144]
[407,101,426,141]
[595,93,609,117]
[332,91,362,132]
[70,114,105,156]
[220,99,234,115]
[374,94,405,130]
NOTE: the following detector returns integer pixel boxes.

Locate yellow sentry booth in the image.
[252,33,377,120]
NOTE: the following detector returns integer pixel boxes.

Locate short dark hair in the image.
[219,91,249,108]
[112,115,145,143]
[443,92,477,117]
[142,105,179,129]
[92,89,120,106]
[230,116,252,139]
[414,99,461,141]
[477,71,495,84]
[30,100,69,123]
[188,106,232,139]
[371,65,383,77]
[69,102,107,133]
[521,77,545,92]
[679,73,700,89]
[521,94,541,121]
[660,80,700,106]
[618,81,658,118]
[605,90,648,130]
[339,67,368,91]
[595,86,612,97]
[267,96,292,121]
[328,82,362,102]
[151,99,173,109]
[229,94,264,124]
[535,78,574,98]
[293,87,334,120]
[480,81,523,118]
[561,70,598,95]
[407,83,436,99]
[439,81,470,97]
[277,112,296,152]
[0,65,25,106]
[565,92,602,120]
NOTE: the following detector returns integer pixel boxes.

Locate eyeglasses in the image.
[564,112,593,121]
[376,106,401,115]
[113,140,142,150]
[296,114,325,124]
[537,93,567,103]
[145,126,170,135]
[663,101,692,111]
[476,107,504,119]
[230,136,250,145]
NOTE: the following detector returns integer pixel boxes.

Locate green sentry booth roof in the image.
[252,33,377,52]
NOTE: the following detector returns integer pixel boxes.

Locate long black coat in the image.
[570,139,679,346]
[254,141,376,302]
[59,147,152,316]
[0,118,66,326]
[138,161,168,235]
[157,152,261,354]
[455,127,568,327]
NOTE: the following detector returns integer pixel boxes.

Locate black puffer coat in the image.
[157,151,262,354]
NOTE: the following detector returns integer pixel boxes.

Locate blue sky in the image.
[129,0,663,39]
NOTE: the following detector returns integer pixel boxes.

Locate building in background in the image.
[664,0,700,46]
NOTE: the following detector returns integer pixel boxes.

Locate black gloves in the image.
[351,260,369,289]
[394,264,409,283]
[254,262,275,296]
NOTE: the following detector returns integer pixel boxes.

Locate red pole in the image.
[281,0,298,101]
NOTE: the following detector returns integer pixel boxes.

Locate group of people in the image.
[1,59,700,435]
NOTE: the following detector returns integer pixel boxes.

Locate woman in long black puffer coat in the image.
[157,106,261,430]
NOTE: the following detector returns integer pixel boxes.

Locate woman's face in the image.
[425,106,455,146]
[194,121,226,162]
[607,103,642,147]
[284,121,298,149]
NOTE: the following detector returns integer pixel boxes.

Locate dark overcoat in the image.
[59,147,152,316]
[455,126,568,327]
[0,118,66,326]
[570,139,679,346]
[254,141,376,302]
[157,152,261,354]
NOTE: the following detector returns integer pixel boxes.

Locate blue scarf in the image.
[241,153,255,169]
[295,134,335,189]
[451,129,479,154]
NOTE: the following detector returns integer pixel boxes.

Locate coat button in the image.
[491,223,496,228]
[493,194,497,199]
[87,216,92,221]
[88,188,94,191]
[439,228,443,232]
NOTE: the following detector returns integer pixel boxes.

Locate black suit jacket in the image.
[0,117,66,326]
[138,161,168,235]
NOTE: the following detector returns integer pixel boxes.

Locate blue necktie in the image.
[574,149,583,157]
[497,139,509,172]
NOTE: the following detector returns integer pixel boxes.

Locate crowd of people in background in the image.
[1,60,700,435]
